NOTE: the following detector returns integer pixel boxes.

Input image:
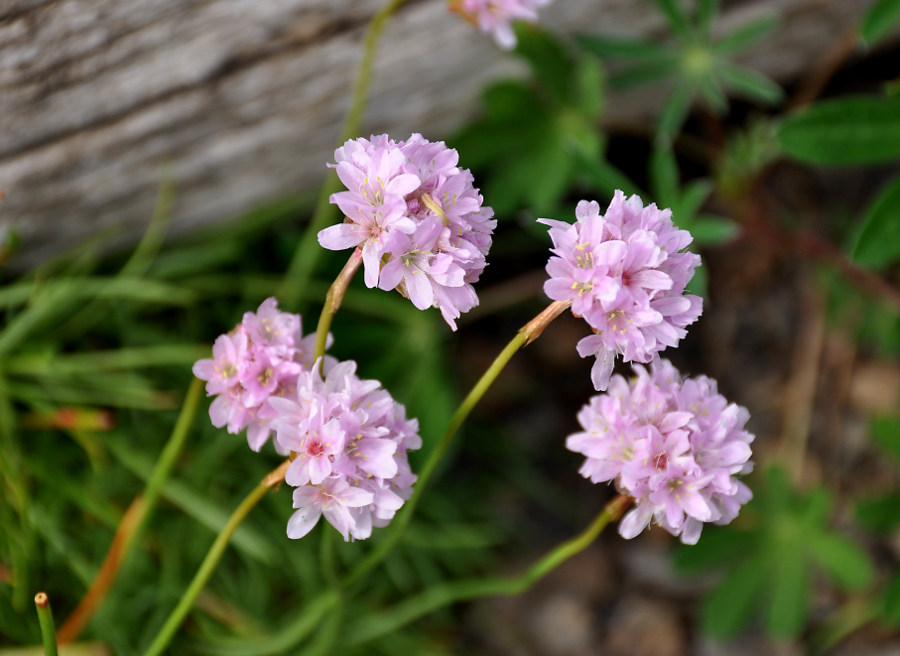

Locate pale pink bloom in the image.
[456,0,554,50]
[566,359,754,545]
[320,134,494,330]
[541,192,702,391]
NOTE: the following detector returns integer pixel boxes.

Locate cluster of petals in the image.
[566,359,754,545]
[541,191,703,391]
[192,298,321,452]
[268,360,422,541]
[452,0,553,50]
[319,133,496,330]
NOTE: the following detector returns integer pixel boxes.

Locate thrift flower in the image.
[566,359,754,545]
[319,133,495,330]
[193,298,323,452]
[450,0,554,50]
[269,359,422,541]
[541,191,703,391]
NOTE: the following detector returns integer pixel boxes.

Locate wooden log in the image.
[0,0,889,268]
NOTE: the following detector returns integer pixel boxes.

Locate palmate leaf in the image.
[686,466,876,640]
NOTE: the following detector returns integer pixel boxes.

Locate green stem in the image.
[313,248,363,362]
[345,300,571,587]
[279,0,410,306]
[141,460,290,656]
[34,592,59,656]
[346,495,631,646]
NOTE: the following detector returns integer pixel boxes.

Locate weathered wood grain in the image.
[0,0,889,267]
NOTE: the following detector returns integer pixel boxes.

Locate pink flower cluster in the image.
[319,133,496,330]
[269,360,421,542]
[453,0,554,50]
[566,359,754,545]
[192,298,319,452]
[541,191,703,391]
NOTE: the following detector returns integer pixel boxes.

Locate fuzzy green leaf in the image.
[851,175,900,270]
[861,0,900,46]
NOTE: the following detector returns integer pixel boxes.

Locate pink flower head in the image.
[452,0,554,50]
[320,133,495,330]
[541,192,703,391]
[566,359,754,545]
[270,359,421,542]
[193,298,325,451]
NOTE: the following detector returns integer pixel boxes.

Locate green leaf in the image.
[650,146,680,206]
[808,532,875,590]
[696,0,719,36]
[714,16,780,55]
[609,59,678,90]
[861,0,900,46]
[777,96,900,165]
[653,0,693,40]
[856,493,900,533]
[575,150,643,199]
[883,572,900,626]
[851,175,900,270]
[573,55,605,118]
[701,552,767,637]
[765,548,810,638]
[718,63,784,105]
[576,35,669,59]
[514,27,572,102]
[683,216,739,245]
[871,415,900,460]
[657,81,696,144]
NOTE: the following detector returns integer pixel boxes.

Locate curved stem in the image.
[313,248,363,362]
[279,0,410,306]
[58,377,204,643]
[34,592,59,656]
[345,300,571,587]
[346,495,631,646]
[142,459,290,656]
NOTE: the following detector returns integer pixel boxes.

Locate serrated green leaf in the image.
[856,493,900,533]
[766,549,810,638]
[861,0,900,46]
[851,175,900,270]
[576,34,669,59]
[714,15,780,55]
[701,552,767,638]
[883,572,900,626]
[808,532,875,590]
[718,63,784,105]
[777,96,900,165]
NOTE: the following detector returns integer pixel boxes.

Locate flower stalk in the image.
[313,248,362,362]
[345,299,570,587]
[142,459,290,656]
[34,592,59,656]
[346,495,631,646]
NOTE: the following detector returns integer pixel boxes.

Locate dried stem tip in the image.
[521,300,571,346]
[34,592,49,608]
